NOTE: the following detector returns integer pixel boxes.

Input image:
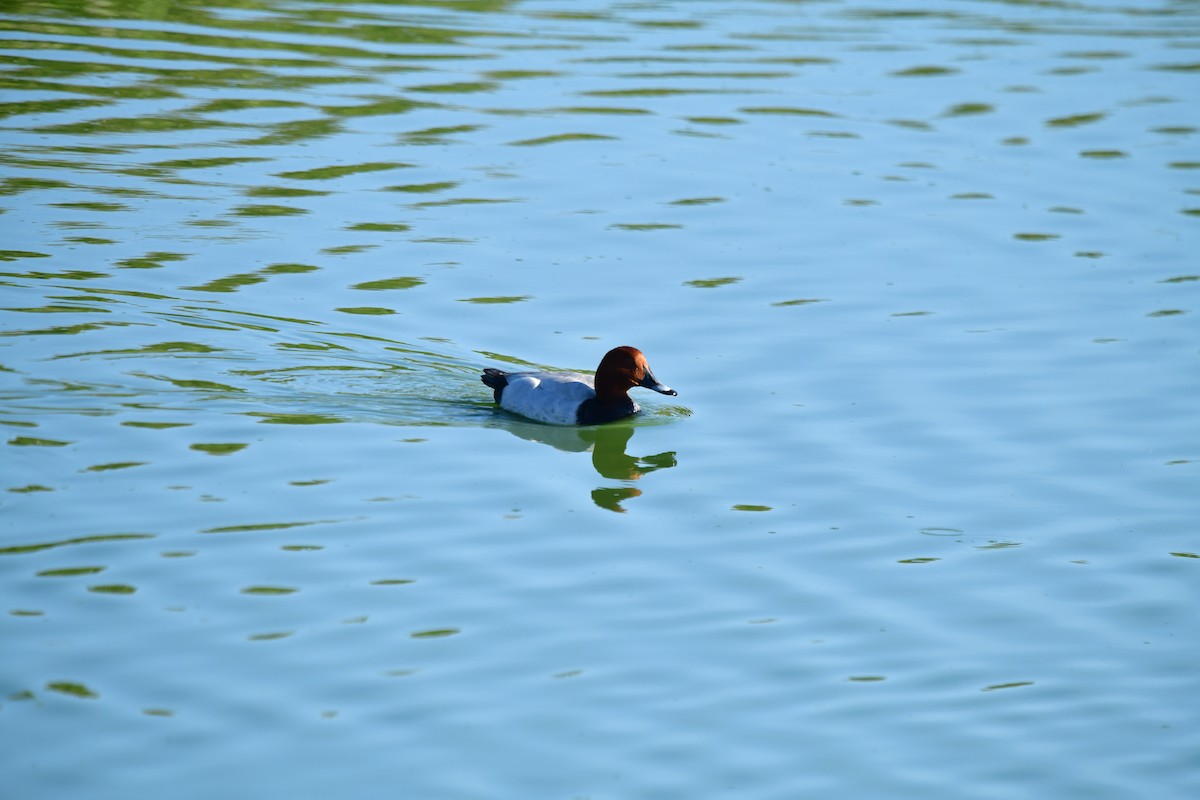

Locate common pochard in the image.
[482,346,677,425]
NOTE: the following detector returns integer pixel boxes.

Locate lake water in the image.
[2,0,1198,797]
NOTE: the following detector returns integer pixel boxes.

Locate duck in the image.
[481,346,677,426]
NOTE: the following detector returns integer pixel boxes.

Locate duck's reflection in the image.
[492,420,676,512]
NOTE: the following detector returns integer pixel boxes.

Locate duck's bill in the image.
[638,368,677,396]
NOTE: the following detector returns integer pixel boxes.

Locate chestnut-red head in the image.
[593,346,676,404]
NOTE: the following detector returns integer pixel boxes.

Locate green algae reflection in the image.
[190,442,248,455]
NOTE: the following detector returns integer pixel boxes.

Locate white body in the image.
[499,372,639,426]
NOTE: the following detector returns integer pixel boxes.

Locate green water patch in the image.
[401,124,485,144]
[0,176,73,194]
[408,81,499,94]
[81,461,147,472]
[410,628,460,639]
[684,277,740,288]
[48,201,127,212]
[201,520,328,534]
[230,203,308,217]
[7,436,72,447]
[982,681,1035,692]
[234,118,344,147]
[0,97,112,118]
[121,421,191,429]
[684,116,741,125]
[245,412,345,425]
[1046,111,1106,128]
[483,70,561,80]
[382,181,459,194]
[625,70,790,79]
[669,196,725,206]
[274,161,412,181]
[942,102,994,117]
[114,252,189,270]
[46,681,99,700]
[149,156,271,171]
[0,533,154,556]
[0,250,51,261]
[610,222,682,231]
[582,87,739,98]
[740,106,837,117]
[54,340,220,359]
[35,115,231,135]
[1152,61,1200,73]
[412,197,521,208]
[88,584,136,594]
[37,566,105,577]
[352,276,424,290]
[458,295,531,304]
[891,65,959,77]
[183,262,319,293]
[322,244,377,255]
[510,132,617,146]
[322,97,426,118]
[346,222,411,232]
[244,185,329,198]
[552,106,652,116]
[771,298,828,307]
[189,442,249,456]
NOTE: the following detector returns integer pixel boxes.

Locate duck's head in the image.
[595,346,677,402]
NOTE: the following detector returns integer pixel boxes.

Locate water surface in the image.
[2,1,1199,798]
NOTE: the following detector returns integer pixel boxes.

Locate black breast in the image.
[576,397,637,425]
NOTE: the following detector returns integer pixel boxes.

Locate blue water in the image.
[2,1,1198,797]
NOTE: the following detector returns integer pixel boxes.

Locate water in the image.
[2,0,1199,797]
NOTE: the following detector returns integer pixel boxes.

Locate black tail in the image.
[481,368,508,403]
